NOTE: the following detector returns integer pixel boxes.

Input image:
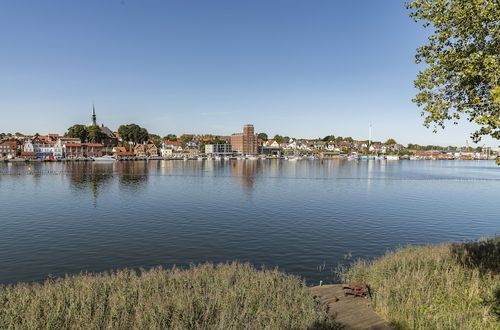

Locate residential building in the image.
[231,124,258,155]
[261,140,281,156]
[64,143,104,158]
[0,140,17,158]
[134,144,147,157]
[147,143,159,157]
[23,137,64,159]
[205,144,232,155]
[160,141,183,157]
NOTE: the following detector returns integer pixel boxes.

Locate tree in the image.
[257,132,268,140]
[163,134,177,141]
[118,124,149,145]
[179,134,194,143]
[322,135,335,142]
[149,134,162,147]
[273,135,284,143]
[385,138,397,145]
[88,125,102,143]
[65,124,88,142]
[406,0,500,142]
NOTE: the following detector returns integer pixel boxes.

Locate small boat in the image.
[92,155,117,162]
[386,155,400,161]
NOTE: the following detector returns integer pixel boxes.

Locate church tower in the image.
[90,104,97,126]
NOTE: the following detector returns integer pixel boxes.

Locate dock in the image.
[309,284,393,330]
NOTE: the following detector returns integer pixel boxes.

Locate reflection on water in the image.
[231,160,258,193]
[0,160,499,285]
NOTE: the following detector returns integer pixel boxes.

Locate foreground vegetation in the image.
[342,236,500,329]
[0,262,336,329]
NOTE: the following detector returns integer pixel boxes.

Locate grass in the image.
[341,236,500,329]
[0,262,337,329]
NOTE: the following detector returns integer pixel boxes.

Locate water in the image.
[0,160,498,285]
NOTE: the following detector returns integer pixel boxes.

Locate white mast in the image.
[368,122,372,147]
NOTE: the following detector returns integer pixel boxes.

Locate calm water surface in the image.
[0,160,498,285]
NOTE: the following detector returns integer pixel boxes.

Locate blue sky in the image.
[0,0,495,146]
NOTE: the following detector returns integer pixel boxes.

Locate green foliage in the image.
[322,135,335,142]
[0,263,336,329]
[342,237,499,329]
[257,132,268,140]
[87,125,102,143]
[385,138,397,145]
[163,134,177,141]
[406,0,500,142]
[65,124,88,142]
[149,134,162,147]
[273,134,284,143]
[407,143,459,150]
[179,134,194,143]
[118,124,149,145]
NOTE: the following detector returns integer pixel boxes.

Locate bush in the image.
[0,262,336,329]
[342,237,499,329]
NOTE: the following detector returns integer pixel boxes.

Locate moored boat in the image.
[92,155,117,162]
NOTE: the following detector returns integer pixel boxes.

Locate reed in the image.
[0,262,337,329]
[342,236,500,329]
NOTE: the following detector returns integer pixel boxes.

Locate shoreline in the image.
[1,157,496,163]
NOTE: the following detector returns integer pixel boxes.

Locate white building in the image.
[23,138,64,159]
[205,144,232,155]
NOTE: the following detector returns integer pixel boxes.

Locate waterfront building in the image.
[231,124,258,155]
[160,141,183,157]
[261,140,281,156]
[147,143,158,157]
[0,140,17,158]
[134,144,147,157]
[64,143,104,158]
[23,137,64,159]
[205,144,232,155]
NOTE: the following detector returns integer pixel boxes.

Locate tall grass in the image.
[0,262,337,329]
[342,237,500,329]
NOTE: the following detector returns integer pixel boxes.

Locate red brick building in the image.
[231,124,258,155]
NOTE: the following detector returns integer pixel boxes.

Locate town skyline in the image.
[0,105,497,149]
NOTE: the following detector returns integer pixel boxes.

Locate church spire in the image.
[91,104,97,126]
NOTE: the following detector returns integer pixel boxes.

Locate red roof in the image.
[0,141,16,147]
[48,133,60,137]
[21,152,36,155]
[84,143,104,147]
[163,141,182,146]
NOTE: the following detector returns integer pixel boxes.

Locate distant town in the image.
[0,107,498,162]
